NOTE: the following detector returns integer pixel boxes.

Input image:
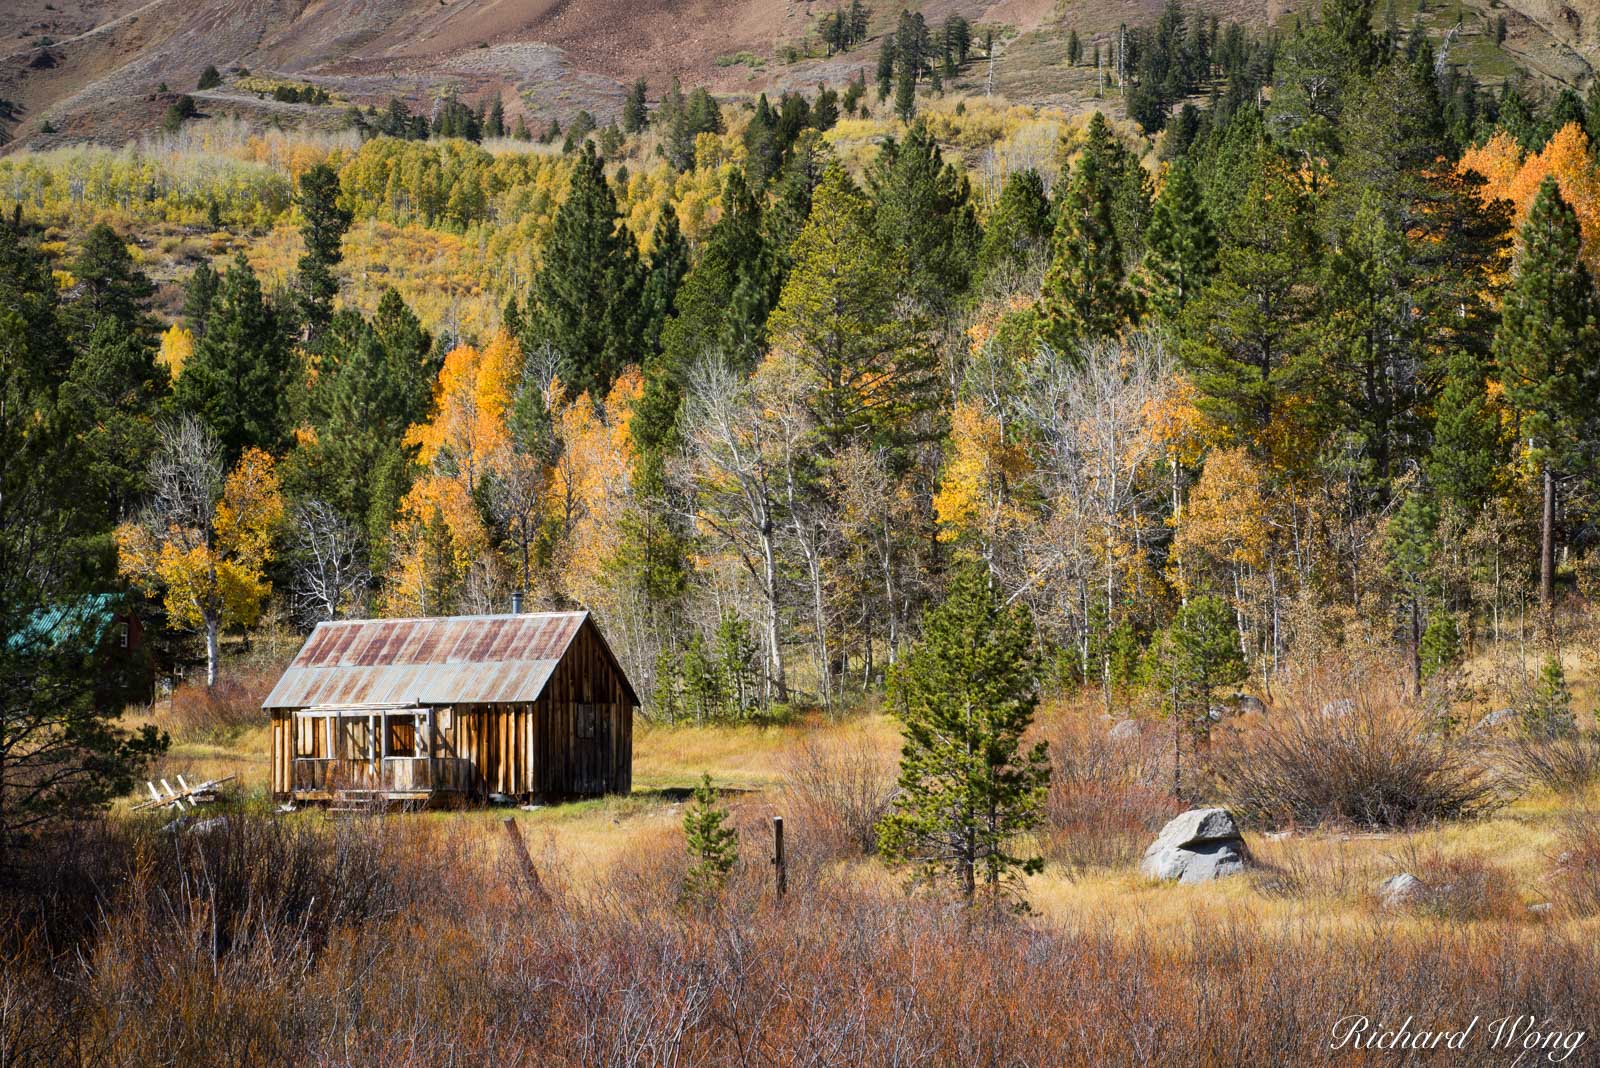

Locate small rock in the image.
[1321,698,1356,718]
[1108,718,1143,741]
[1529,902,1554,915]
[1378,872,1424,909]
[188,816,229,835]
[1231,693,1268,716]
[1472,708,1518,733]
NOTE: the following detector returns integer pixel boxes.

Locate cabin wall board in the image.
[271,617,635,802]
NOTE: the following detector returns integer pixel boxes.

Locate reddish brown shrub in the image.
[1212,698,1502,829]
[157,668,278,740]
[1550,811,1600,918]
[778,731,897,859]
[1045,713,1182,874]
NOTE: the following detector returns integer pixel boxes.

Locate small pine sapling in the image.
[683,773,739,900]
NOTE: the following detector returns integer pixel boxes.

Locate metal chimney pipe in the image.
[510,591,524,614]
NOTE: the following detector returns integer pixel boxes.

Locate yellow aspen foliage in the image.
[1141,375,1219,468]
[386,332,522,613]
[406,332,520,481]
[549,368,643,591]
[1462,123,1600,271]
[158,323,195,378]
[115,447,284,634]
[934,399,1030,547]
[1171,446,1271,595]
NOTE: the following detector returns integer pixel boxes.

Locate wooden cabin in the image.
[263,611,637,806]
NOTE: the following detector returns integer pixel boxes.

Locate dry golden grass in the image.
[113,629,1600,955]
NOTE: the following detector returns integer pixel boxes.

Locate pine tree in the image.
[680,632,723,723]
[1386,491,1440,691]
[1426,346,1505,516]
[877,565,1051,910]
[869,122,980,314]
[67,223,155,344]
[1419,609,1462,681]
[0,215,167,858]
[1068,29,1082,65]
[1180,153,1319,451]
[1138,156,1217,321]
[1493,176,1600,613]
[61,318,168,521]
[524,143,644,398]
[1041,125,1137,351]
[1160,593,1245,797]
[714,611,758,718]
[183,261,219,338]
[894,51,917,121]
[877,37,896,100]
[197,64,222,90]
[682,773,739,899]
[652,646,683,722]
[768,163,938,452]
[173,253,292,464]
[485,94,506,138]
[622,78,649,132]
[636,170,775,481]
[292,300,430,551]
[640,206,690,362]
[1523,654,1576,738]
[975,167,1053,292]
[295,162,352,344]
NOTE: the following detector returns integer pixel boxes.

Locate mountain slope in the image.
[0,0,1594,149]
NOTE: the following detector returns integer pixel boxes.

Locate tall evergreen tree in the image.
[173,253,292,463]
[1180,155,1320,452]
[1493,176,1600,613]
[1041,128,1138,352]
[640,207,691,361]
[869,122,980,314]
[67,223,155,344]
[294,161,353,344]
[1159,593,1246,796]
[877,565,1051,910]
[524,143,644,398]
[894,51,918,121]
[1138,155,1218,322]
[768,163,938,451]
[622,78,649,133]
[975,167,1053,292]
[183,261,219,339]
[1426,346,1505,516]
[0,215,165,862]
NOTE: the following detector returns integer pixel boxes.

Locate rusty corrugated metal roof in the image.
[262,611,600,709]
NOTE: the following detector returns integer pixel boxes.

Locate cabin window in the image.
[387,718,416,757]
[577,703,598,739]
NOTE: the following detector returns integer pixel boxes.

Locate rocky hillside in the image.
[0,0,1593,148]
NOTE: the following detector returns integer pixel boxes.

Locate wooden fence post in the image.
[772,815,786,897]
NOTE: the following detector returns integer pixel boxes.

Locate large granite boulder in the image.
[1140,807,1249,884]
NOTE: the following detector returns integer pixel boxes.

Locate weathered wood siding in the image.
[271,617,634,802]
[528,616,633,797]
